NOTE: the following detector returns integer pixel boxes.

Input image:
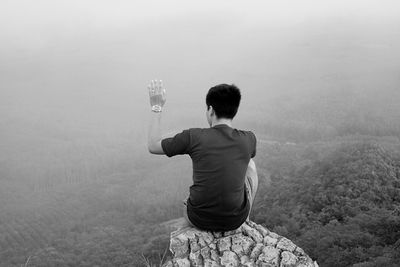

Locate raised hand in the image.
[148,79,166,109]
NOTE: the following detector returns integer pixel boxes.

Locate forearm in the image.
[148,111,162,149]
[147,79,167,154]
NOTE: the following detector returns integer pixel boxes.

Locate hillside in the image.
[253,141,400,267]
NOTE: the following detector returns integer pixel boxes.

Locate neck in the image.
[211,118,232,127]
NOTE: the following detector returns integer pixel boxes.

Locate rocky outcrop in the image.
[163,220,318,267]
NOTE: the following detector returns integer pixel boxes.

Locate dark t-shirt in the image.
[161,124,257,231]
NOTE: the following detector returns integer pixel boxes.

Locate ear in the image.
[209,106,215,116]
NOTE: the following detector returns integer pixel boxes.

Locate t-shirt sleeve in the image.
[250,131,257,158]
[161,129,192,157]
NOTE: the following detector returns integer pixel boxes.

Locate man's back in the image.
[162,124,257,231]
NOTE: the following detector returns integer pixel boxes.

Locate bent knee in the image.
[247,160,258,189]
[247,159,257,173]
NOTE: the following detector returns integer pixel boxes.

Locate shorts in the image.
[182,174,256,227]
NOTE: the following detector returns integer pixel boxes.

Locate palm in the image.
[148,80,166,107]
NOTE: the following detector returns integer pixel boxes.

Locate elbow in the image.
[147,142,160,154]
[148,144,155,154]
[147,139,164,155]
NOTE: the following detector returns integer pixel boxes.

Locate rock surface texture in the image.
[163,220,318,267]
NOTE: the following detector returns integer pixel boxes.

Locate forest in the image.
[1,90,400,266]
[253,137,400,267]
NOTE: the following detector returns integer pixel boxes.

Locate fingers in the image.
[148,79,165,95]
[159,80,166,96]
[148,80,156,96]
[156,80,161,95]
[152,80,158,94]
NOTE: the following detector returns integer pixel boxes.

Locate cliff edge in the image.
[163,220,318,267]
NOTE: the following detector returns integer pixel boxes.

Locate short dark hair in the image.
[206,84,241,119]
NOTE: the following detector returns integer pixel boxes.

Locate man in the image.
[147,80,258,231]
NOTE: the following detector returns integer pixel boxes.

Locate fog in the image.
[1,0,400,265]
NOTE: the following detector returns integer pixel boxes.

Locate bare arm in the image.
[148,112,164,154]
[148,113,181,154]
[147,80,166,154]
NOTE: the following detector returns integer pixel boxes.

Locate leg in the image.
[245,159,259,220]
[182,197,195,228]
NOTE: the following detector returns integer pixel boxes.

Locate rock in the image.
[263,236,278,247]
[250,243,263,260]
[231,234,253,255]
[257,246,280,266]
[220,251,239,266]
[276,238,296,253]
[280,251,298,267]
[163,220,318,266]
[218,236,232,252]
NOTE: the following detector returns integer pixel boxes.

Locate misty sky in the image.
[1,0,400,138]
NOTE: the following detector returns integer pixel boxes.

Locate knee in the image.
[246,159,258,182]
[247,159,257,174]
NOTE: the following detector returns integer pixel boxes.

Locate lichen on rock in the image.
[163,220,318,267]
